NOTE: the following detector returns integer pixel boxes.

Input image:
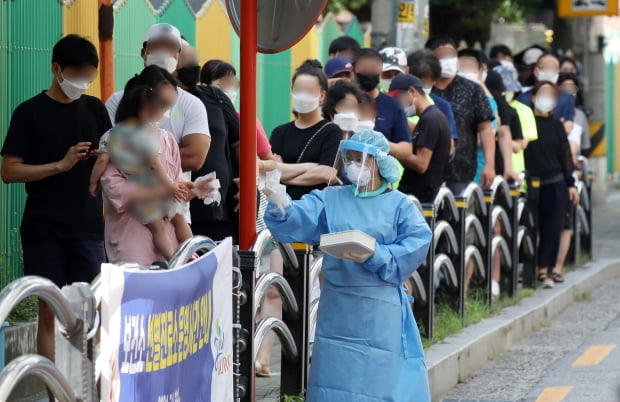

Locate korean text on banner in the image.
[100,238,234,402]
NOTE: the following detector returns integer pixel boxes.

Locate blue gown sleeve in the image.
[264,190,328,246]
[363,198,432,285]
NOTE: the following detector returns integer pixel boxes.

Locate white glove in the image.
[192,172,222,206]
[341,251,373,263]
[260,170,290,212]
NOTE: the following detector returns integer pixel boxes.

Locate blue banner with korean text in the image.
[101,238,233,402]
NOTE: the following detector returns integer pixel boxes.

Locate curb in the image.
[424,258,620,402]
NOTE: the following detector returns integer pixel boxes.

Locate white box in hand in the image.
[319,230,376,260]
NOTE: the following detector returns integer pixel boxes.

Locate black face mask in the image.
[177,64,200,88]
[356,73,380,91]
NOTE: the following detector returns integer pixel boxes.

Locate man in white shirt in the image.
[106,23,211,222]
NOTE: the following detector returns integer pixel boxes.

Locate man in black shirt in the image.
[388,74,451,202]
[426,36,496,193]
[175,39,241,241]
[1,35,111,365]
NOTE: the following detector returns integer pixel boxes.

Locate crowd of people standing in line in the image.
[0,21,591,402]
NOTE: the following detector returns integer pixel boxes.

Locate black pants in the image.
[537,180,569,270]
[22,238,105,287]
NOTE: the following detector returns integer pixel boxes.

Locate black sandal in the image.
[551,272,565,283]
[537,272,548,282]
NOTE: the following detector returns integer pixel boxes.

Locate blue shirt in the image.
[517,91,575,122]
[374,92,412,143]
[429,93,458,140]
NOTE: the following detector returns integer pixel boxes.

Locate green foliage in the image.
[283,391,306,402]
[326,0,369,13]
[7,296,38,325]
[494,0,525,24]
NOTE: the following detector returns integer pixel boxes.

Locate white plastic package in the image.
[261,169,290,213]
[192,172,222,206]
[319,230,376,262]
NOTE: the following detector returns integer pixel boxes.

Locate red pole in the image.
[239,0,258,250]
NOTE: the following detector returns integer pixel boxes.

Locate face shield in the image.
[331,139,385,197]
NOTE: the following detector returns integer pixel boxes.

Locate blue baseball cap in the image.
[388,74,424,95]
[324,57,352,78]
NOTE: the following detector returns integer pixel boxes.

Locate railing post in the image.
[482,191,494,306]
[583,169,594,258]
[280,244,311,399]
[415,204,436,340]
[455,197,469,321]
[522,176,541,288]
[507,184,520,298]
[54,282,97,401]
[237,250,256,402]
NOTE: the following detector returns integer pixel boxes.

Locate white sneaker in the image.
[491,280,500,299]
[543,278,555,289]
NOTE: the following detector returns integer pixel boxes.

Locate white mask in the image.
[504,91,515,103]
[457,71,479,83]
[292,92,320,114]
[537,70,559,84]
[380,78,392,93]
[224,88,237,105]
[344,162,371,187]
[333,112,359,132]
[58,73,90,100]
[440,57,458,78]
[354,120,375,133]
[423,87,433,95]
[146,50,178,74]
[481,69,488,83]
[534,96,556,113]
[148,109,171,128]
[402,91,417,117]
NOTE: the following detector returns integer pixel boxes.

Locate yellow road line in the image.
[536,386,573,402]
[571,344,617,366]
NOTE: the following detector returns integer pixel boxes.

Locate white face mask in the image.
[223,88,237,105]
[58,72,90,100]
[146,50,178,74]
[380,78,392,93]
[344,162,371,186]
[402,91,417,117]
[534,96,557,113]
[148,109,171,128]
[440,57,458,78]
[504,91,515,103]
[537,70,559,84]
[354,120,375,133]
[423,86,433,95]
[457,71,479,83]
[333,112,359,132]
[481,69,488,83]
[292,92,320,114]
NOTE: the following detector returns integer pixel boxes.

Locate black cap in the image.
[388,74,424,94]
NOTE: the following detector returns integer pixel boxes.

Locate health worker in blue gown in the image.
[263,130,432,402]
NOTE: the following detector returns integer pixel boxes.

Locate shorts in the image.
[22,238,105,288]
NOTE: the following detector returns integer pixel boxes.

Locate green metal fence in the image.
[0,0,63,287]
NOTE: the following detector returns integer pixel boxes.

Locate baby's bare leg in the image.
[171,214,192,243]
[147,219,175,260]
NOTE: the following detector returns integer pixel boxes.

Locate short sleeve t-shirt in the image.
[399,106,452,203]
[432,76,495,183]
[270,120,341,200]
[429,93,459,140]
[510,99,539,173]
[374,92,412,144]
[1,92,112,240]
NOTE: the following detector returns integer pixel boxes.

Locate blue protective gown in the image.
[264,185,432,402]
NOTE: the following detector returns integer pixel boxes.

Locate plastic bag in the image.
[192,172,222,206]
[260,170,290,215]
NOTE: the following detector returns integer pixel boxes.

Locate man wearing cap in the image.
[105,23,211,224]
[379,46,408,92]
[351,48,412,161]
[389,75,451,202]
[324,56,352,83]
[517,53,575,135]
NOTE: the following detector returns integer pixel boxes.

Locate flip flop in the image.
[255,361,271,377]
